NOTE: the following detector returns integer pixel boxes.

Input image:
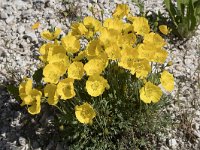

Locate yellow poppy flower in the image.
[140,82,162,103]
[84,58,106,76]
[86,39,103,57]
[152,48,168,64]
[113,4,130,19]
[19,78,34,105]
[160,70,174,92]
[39,43,54,62]
[143,32,166,48]
[122,23,134,35]
[86,75,109,97]
[68,62,84,80]
[137,43,156,61]
[86,51,108,69]
[43,63,66,84]
[61,35,80,53]
[83,16,102,32]
[75,102,96,124]
[130,59,151,78]
[56,78,75,100]
[31,22,40,30]
[19,78,42,115]
[132,17,150,36]
[103,18,123,32]
[44,84,59,105]
[159,25,170,35]
[41,27,61,40]
[46,45,66,61]
[48,52,67,63]
[73,50,86,61]
[27,89,42,115]
[71,22,88,37]
[118,46,138,70]
[122,23,136,45]
[105,43,121,60]
[47,52,70,70]
[99,28,120,47]
[122,33,136,46]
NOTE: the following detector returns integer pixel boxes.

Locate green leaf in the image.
[7,85,20,100]
[192,0,199,4]
[164,0,179,26]
[177,0,186,16]
[194,0,200,23]
[178,19,189,37]
[33,68,43,83]
[187,0,196,31]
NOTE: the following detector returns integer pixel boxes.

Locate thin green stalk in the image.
[54,104,64,113]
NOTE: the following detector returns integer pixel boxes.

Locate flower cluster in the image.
[18,4,174,124]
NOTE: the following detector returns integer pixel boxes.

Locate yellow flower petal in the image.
[43,63,66,84]
[44,84,59,105]
[160,70,174,92]
[83,16,101,32]
[28,89,42,115]
[132,17,150,36]
[41,28,61,40]
[86,75,109,97]
[84,58,106,76]
[152,48,168,64]
[71,22,88,37]
[103,18,123,32]
[19,78,34,105]
[113,4,130,19]
[143,32,166,48]
[105,43,121,60]
[68,62,84,80]
[75,102,96,124]
[159,25,170,35]
[61,35,80,53]
[32,22,40,30]
[56,78,75,100]
[140,82,162,103]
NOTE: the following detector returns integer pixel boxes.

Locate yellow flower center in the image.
[91,82,99,91]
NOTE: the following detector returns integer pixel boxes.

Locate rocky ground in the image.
[0,0,199,149]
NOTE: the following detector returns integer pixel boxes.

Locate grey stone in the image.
[6,16,15,24]
[1,133,6,138]
[196,110,200,116]
[0,20,6,30]
[33,0,45,3]
[49,19,57,27]
[0,47,6,57]
[169,138,177,149]
[17,26,25,34]
[21,10,32,18]
[90,0,97,3]
[0,11,8,19]
[11,25,17,31]
[33,0,45,9]
[34,148,42,150]
[18,137,26,146]
[160,145,170,150]
[25,30,37,41]
[10,44,17,49]
[14,0,28,10]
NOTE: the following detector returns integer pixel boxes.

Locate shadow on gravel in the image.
[0,84,64,150]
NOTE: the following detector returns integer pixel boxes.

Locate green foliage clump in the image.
[164,0,200,38]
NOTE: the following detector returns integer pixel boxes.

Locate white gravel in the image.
[0,0,199,149]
